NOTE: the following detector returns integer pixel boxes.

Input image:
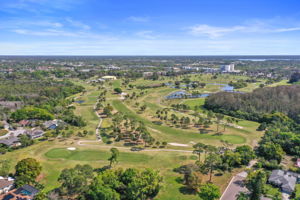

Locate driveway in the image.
[220,172,248,200]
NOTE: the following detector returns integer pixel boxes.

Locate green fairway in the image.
[112,99,246,144]
[45,148,151,163]
[182,98,206,109]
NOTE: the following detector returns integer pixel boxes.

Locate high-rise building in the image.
[220,63,235,72]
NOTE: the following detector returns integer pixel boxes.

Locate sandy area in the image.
[168,143,189,147]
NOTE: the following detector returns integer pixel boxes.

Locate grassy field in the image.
[112,99,250,145]
[0,75,271,200]
[1,138,234,200]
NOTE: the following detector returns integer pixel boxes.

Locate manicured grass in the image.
[182,98,205,109]
[112,99,246,144]
[45,148,151,163]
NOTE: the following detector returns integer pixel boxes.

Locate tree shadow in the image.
[94,165,110,173]
[175,177,183,184]
[179,186,197,195]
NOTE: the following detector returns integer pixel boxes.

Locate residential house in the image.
[0,177,14,194]
[43,120,60,130]
[268,170,300,194]
[17,184,39,198]
[26,129,44,139]
[0,137,20,148]
[18,120,30,127]
[1,184,39,200]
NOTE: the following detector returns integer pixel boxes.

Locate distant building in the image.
[101,75,117,80]
[172,67,181,72]
[268,170,300,194]
[220,64,235,72]
[143,72,154,77]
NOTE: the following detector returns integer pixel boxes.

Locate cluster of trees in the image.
[62,108,86,127]
[289,72,300,83]
[173,144,256,199]
[257,128,300,161]
[83,168,162,200]
[104,112,155,146]
[14,158,42,187]
[54,164,163,200]
[0,76,84,105]
[171,104,190,111]
[204,85,300,123]
[11,107,54,121]
[229,80,248,89]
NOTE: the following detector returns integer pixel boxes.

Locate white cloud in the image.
[12,28,117,41]
[189,23,300,38]
[135,31,156,39]
[189,24,245,38]
[127,16,149,22]
[13,29,79,37]
[66,18,90,30]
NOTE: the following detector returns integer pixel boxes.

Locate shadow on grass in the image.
[94,165,110,173]
[179,186,197,195]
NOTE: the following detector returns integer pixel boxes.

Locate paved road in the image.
[220,161,257,200]
[93,98,102,141]
[220,172,248,200]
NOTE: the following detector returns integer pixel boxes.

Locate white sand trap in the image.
[67,147,76,151]
[168,143,189,147]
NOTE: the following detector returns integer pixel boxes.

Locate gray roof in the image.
[268,170,299,193]
[26,129,44,137]
[20,184,39,196]
[0,137,19,146]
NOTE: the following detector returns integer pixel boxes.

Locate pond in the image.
[165,83,238,99]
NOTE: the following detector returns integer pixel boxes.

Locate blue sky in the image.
[1,0,300,55]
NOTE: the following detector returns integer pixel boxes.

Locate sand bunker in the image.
[67,147,76,151]
[168,143,189,147]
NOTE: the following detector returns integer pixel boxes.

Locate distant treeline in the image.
[204,85,300,123]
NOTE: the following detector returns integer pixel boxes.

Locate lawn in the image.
[112,99,247,145]
[182,98,206,109]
